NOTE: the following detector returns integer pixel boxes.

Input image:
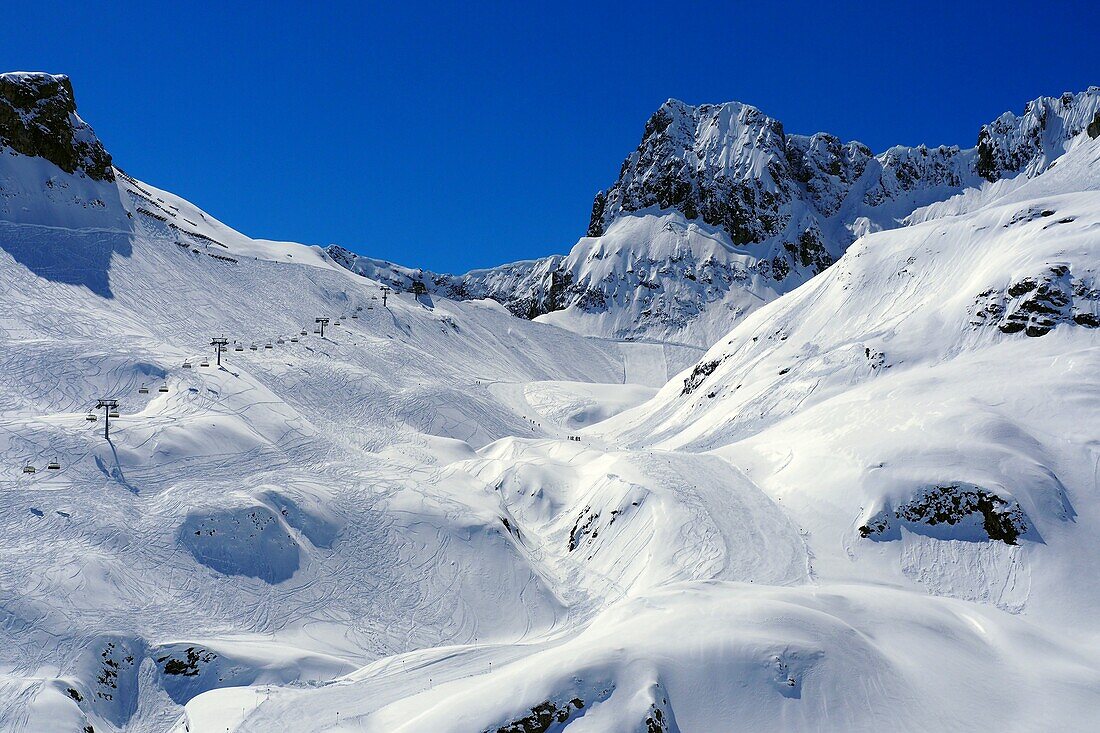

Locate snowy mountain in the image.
[332,89,1100,345]
[3,71,1100,733]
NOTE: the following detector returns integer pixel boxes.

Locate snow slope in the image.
[598,131,1100,644]
[3,72,1100,732]
[181,112,1100,733]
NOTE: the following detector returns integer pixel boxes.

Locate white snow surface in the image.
[1,98,1100,733]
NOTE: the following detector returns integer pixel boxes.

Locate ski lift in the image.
[290,336,299,343]
[108,410,120,418]
[158,384,169,393]
[313,329,321,335]
[234,344,244,351]
[138,384,149,394]
[176,240,189,248]
[86,413,98,422]
[276,337,285,344]
[22,464,35,474]
[200,360,210,367]
[351,313,358,318]
[47,459,60,470]
[356,305,363,311]
[250,343,258,351]
[182,361,192,369]
[300,330,307,336]
[264,342,273,349]
[367,305,373,309]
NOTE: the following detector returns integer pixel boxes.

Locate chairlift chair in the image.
[47,459,60,470]
[108,410,120,418]
[264,343,273,349]
[235,344,244,351]
[351,313,358,318]
[276,337,285,344]
[300,330,307,336]
[200,360,210,367]
[22,465,35,474]
[182,361,192,369]
[86,413,98,422]
[138,384,149,394]
[250,344,258,351]
[158,384,169,393]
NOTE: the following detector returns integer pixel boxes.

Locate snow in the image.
[2,81,1100,732]
[330,90,1100,353]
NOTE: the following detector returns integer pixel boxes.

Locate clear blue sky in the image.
[3,1,1096,272]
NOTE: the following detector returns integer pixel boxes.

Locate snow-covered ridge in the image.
[976,87,1100,180]
[331,88,1100,345]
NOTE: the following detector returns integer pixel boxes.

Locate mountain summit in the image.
[0,71,113,181]
[331,89,1100,345]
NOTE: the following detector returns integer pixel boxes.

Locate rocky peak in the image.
[0,71,113,181]
[590,99,794,245]
[589,98,982,252]
[975,87,1100,181]
[590,90,1100,254]
[333,88,1100,345]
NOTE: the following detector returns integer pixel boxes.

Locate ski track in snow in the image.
[2,112,1100,731]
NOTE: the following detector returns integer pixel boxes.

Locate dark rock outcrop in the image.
[491,697,586,733]
[976,88,1100,182]
[682,358,722,395]
[970,262,1098,337]
[0,72,113,180]
[859,483,1030,545]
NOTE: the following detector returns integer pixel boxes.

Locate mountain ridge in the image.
[329,88,1100,344]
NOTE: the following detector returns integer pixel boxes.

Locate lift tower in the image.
[315,317,330,338]
[210,337,229,366]
[380,285,391,307]
[95,399,120,439]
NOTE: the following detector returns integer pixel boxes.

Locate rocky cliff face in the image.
[0,72,114,181]
[976,88,1100,181]
[327,245,570,320]
[586,97,979,261]
[332,88,1100,344]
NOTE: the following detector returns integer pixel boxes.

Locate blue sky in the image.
[3,1,1096,271]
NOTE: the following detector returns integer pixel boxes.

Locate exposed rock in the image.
[682,358,721,395]
[0,72,113,180]
[976,88,1100,182]
[157,646,216,677]
[490,697,585,733]
[587,190,607,237]
[970,263,1097,337]
[859,483,1030,544]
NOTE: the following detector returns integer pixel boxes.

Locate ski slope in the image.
[3,72,1100,732]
